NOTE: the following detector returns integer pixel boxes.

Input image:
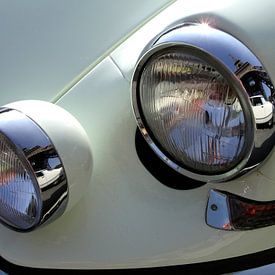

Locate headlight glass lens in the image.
[0,106,68,232]
[138,49,246,174]
[0,134,40,230]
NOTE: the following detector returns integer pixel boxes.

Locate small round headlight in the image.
[0,108,67,231]
[0,100,93,232]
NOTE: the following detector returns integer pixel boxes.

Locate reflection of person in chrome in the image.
[200,88,245,166]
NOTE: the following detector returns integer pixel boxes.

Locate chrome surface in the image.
[206,189,275,231]
[135,46,252,181]
[206,189,232,230]
[132,23,275,182]
[0,108,68,231]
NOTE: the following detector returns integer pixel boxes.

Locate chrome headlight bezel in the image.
[0,107,68,232]
[132,23,275,182]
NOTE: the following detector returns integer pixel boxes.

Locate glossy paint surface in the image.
[0,0,171,105]
[1,0,275,270]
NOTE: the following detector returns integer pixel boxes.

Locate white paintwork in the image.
[2,0,275,270]
[4,100,93,211]
[111,0,239,81]
[0,0,171,105]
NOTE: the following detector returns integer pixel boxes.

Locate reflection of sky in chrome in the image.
[262,82,271,99]
[0,110,50,150]
[48,157,61,169]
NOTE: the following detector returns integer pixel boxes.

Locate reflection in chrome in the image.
[206,189,275,230]
[36,168,63,189]
[249,95,273,127]
[206,189,232,230]
[132,23,275,182]
[0,108,68,231]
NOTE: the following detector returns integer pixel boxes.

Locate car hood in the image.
[0,0,172,106]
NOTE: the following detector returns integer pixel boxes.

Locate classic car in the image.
[2,0,275,273]
[250,95,273,127]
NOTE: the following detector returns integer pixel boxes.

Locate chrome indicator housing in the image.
[132,23,275,182]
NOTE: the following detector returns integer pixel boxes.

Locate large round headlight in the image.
[132,24,274,182]
[139,47,248,175]
[0,101,92,231]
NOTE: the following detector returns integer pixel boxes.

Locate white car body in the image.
[250,95,273,124]
[1,0,275,273]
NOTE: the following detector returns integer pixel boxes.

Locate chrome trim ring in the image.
[0,108,68,231]
[132,23,275,182]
